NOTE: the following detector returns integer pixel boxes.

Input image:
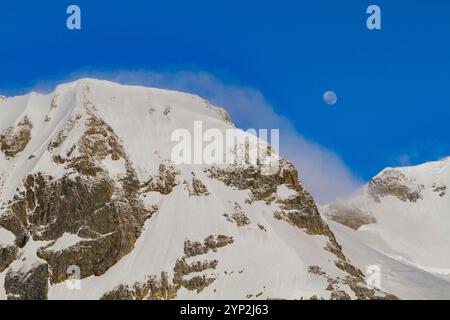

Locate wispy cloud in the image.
[27,69,363,204]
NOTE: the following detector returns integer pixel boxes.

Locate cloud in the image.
[29,69,363,204]
[396,154,414,166]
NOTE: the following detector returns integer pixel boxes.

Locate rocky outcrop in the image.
[101,272,178,300]
[101,234,233,300]
[173,258,218,293]
[0,116,33,159]
[308,265,398,300]
[184,234,234,257]
[223,202,250,227]
[0,245,18,272]
[207,160,330,236]
[207,160,396,299]
[0,112,155,291]
[207,160,299,202]
[48,114,81,152]
[325,203,377,230]
[368,169,423,202]
[209,160,329,236]
[432,183,447,197]
[52,113,128,177]
[330,290,351,300]
[203,99,234,126]
[4,262,49,300]
[0,171,151,285]
[142,164,178,195]
[184,175,210,196]
[0,214,28,248]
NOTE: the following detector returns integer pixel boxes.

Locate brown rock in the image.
[4,262,49,300]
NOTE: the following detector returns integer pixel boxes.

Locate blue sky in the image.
[1,0,449,202]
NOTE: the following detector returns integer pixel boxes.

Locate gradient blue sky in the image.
[1,1,449,201]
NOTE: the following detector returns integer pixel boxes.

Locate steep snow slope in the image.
[323,158,450,298]
[327,219,450,299]
[0,79,390,300]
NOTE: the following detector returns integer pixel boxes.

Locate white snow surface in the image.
[45,233,85,252]
[328,219,450,299]
[0,227,15,246]
[322,158,450,298]
[276,184,299,200]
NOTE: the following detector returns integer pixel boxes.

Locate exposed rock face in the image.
[203,99,234,126]
[308,265,397,300]
[52,112,130,177]
[101,272,178,300]
[223,202,250,227]
[207,160,396,299]
[1,171,149,285]
[325,203,376,230]
[432,183,447,197]
[183,173,210,196]
[0,116,33,159]
[5,262,49,300]
[368,169,423,202]
[173,258,218,293]
[0,245,18,272]
[207,160,331,236]
[0,111,152,292]
[330,290,351,300]
[48,114,81,152]
[184,234,234,257]
[142,164,178,195]
[190,177,210,196]
[101,235,233,300]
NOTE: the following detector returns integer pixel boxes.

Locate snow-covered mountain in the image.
[0,79,395,300]
[323,158,450,299]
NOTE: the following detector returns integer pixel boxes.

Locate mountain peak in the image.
[323,156,450,299]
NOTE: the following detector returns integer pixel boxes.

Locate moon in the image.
[323,91,337,105]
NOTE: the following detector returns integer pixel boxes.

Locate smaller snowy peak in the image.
[324,156,450,231]
[367,168,424,203]
[324,156,450,275]
[412,156,450,177]
[380,156,450,178]
[365,156,450,203]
